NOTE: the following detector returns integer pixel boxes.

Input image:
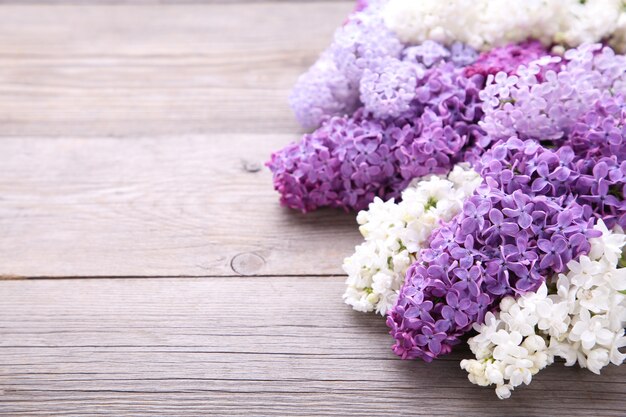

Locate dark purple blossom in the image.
[415,324,447,358]
[464,40,553,78]
[388,124,626,361]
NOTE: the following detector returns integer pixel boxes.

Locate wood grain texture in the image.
[0,135,361,277]
[0,2,353,137]
[1,1,624,415]
[1,277,624,417]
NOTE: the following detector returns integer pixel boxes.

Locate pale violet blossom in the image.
[343,164,482,315]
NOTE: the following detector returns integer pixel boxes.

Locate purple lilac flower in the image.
[387,130,626,361]
[267,110,403,212]
[480,44,626,143]
[557,101,626,228]
[464,40,552,78]
[450,42,562,166]
[353,0,369,12]
[288,2,483,130]
[269,64,487,212]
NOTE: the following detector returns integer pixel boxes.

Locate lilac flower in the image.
[270,64,487,212]
[402,40,451,68]
[480,44,626,147]
[537,235,569,271]
[464,40,553,78]
[359,57,423,119]
[415,324,448,358]
[452,265,481,296]
[289,3,480,131]
[331,7,403,85]
[404,299,434,322]
[449,42,479,67]
[288,2,402,129]
[460,200,490,234]
[442,290,472,328]
[484,208,519,242]
[388,127,625,361]
[289,55,359,130]
[501,191,534,229]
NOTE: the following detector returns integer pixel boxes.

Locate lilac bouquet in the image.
[269,0,626,398]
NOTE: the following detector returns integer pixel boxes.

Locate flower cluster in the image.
[269,62,487,212]
[464,40,554,79]
[383,0,626,51]
[270,0,626,399]
[480,44,626,148]
[289,1,402,129]
[289,53,360,131]
[387,135,614,361]
[461,221,626,399]
[343,164,482,314]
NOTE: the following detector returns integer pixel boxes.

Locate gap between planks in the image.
[0,1,354,136]
[0,135,362,278]
[0,274,345,280]
[0,277,624,417]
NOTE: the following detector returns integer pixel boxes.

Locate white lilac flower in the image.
[343,164,482,315]
[461,220,626,398]
[383,0,625,52]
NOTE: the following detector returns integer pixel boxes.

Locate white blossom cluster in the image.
[343,164,482,315]
[461,220,626,399]
[383,0,626,52]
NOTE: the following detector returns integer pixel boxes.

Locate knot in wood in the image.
[230,252,266,275]
[242,159,262,173]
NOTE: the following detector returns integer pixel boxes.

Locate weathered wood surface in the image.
[0,135,361,277]
[0,2,351,137]
[0,0,361,277]
[1,278,625,417]
[0,1,624,416]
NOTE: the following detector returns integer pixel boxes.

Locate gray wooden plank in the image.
[0,277,624,416]
[0,135,361,277]
[0,2,352,137]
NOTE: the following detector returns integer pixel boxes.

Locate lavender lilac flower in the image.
[289,1,402,129]
[289,54,360,131]
[289,4,484,130]
[359,57,422,120]
[480,44,626,144]
[268,63,486,212]
[360,40,479,120]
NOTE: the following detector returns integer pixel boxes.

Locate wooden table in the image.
[0,1,623,415]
